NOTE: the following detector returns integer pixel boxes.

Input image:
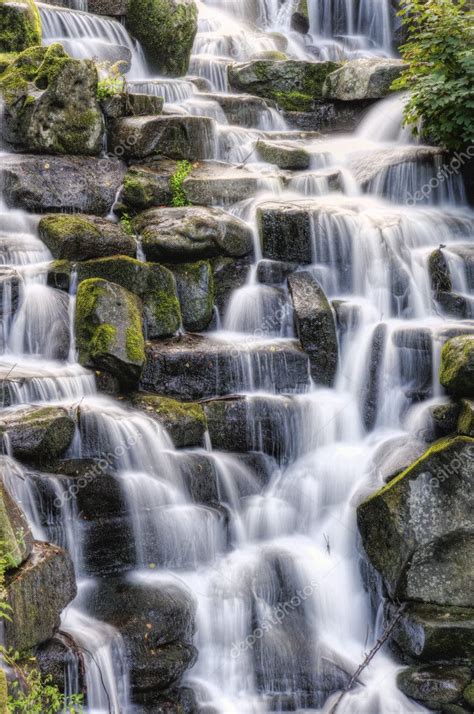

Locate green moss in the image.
[152,289,181,331]
[90,324,117,357]
[0,43,68,106]
[463,683,474,708]
[169,160,193,207]
[273,89,313,111]
[439,335,474,396]
[0,0,41,53]
[0,50,17,72]
[122,171,156,210]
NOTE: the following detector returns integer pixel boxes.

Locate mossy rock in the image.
[463,683,474,708]
[0,0,41,52]
[39,214,136,261]
[170,260,215,332]
[75,278,145,387]
[77,256,181,339]
[397,665,471,709]
[458,399,474,437]
[440,335,474,397]
[125,0,198,76]
[0,50,17,72]
[130,392,207,448]
[0,479,33,569]
[0,406,75,463]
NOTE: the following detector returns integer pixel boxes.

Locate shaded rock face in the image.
[170,260,215,332]
[39,214,136,261]
[134,206,254,263]
[5,541,76,651]
[287,271,338,386]
[1,44,104,155]
[0,477,33,568]
[440,335,474,397]
[130,393,207,448]
[397,665,472,710]
[125,0,198,76]
[120,161,176,211]
[358,437,474,607]
[0,406,75,463]
[75,278,145,387]
[0,154,126,214]
[0,0,41,52]
[323,58,407,100]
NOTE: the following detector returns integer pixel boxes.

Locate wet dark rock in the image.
[39,214,135,261]
[88,0,128,14]
[199,92,275,127]
[361,323,386,430]
[0,406,75,463]
[0,154,126,215]
[0,476,33,568]
[172,451,219,504]
[436,291,473,320]
[80,515,135,576]
[120,160,177,211]
[134,206,253,263]
[76,256,181,340]
[101,92,163,119]
[357,436,474,605]
[35,632,84,693]
[130,393,207,448]
[392,327,433,401]
[288,271,338,386]
[211,256,252,314]
[47,260,71,292]
[397,665,471,709]
[291,0,309,33]
[109,115,215,161]
[430,401,462,439]
[141,334,310,400]
[258,202,313,263]
[440,335,474,397]
[458,398,474,437]
[75,278,145,388]
[323,58,407,100]
[170,260,215,331]
[429,248,452,294]
[283,99,372,133]
[256,259,297,285]
[4,541,76,650]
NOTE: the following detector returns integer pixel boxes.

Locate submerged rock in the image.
[0,154,126,214]
[4,541,76,651]
[439,335,474,397]
[130,393,207,448]
[0,0,41,52]
[323,59,407,100]
[76,256,181,339]
[288,271,338,386]
[0,406,75,462]
[125,0,198,76]
[39,214,135,261]
[75,278,145,387]
[1,44,104,155]
[134,206,253,263]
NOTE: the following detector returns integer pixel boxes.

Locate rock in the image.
[291,0,309,33]
[0,476,33,568]
[288,271,338,386]
[0,154,126,215]
[121,160,176,211]
[170,260,214,331]
[198,92,275,128]
[448,244,474,291]
[357,436,474,605]
[35,634,84,693]
[256,139,310,170]
[397,665,471,709]
[361,323,386,430]
[141,334,310,400]
[1,44,104,155]
[392,327,433,401]
[130,393,207,448]
[0,0,41,52]
[102,90,164,120]
[323,59,407,100]
[125,0,197,76]
[258,201,313,263]
[182,162,278,206]
[429,248,452,294]
[39,214,135,261]
[370,435,428,483]
[173,452,218,504]
[134,206,253,263]
[75,278,145,387]
[109,115,214,160]
[47,259,71,292]
[436,291,472,320]
[86,577,197,699]
[4,541,76,651]
[76,257,181,339]
[88,0,128,14]
[458,399,474,437]
[228,60,341,112]
[349,145,445,190]
[0,406,75,462]
[464,683,474,707]
[256,259,297,285]
[440,335,474,397]
[211,256,252,314]
[431,401,462,438]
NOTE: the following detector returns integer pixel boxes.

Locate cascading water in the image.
[3,0,472,712]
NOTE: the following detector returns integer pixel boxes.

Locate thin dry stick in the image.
[329,603,406,714]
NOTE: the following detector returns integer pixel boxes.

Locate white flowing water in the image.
[2,0,470,712]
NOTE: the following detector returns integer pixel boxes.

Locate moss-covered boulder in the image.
[121,162,176,211]
[440,335,474,397]
[288,271,338,386]
[75,278,145,387]
[134,206,254,263]
[4,541,76,651]
[0,0,41,52]
[458,399,474,437]
[323,58,407,100]
[397,665,471,710]
[0,406,75,462]
[228,59,341,111]
[76,256,181,339]
[130,393,207,448]
[170,260,214,332]
[125,0,197,76]
[0,477,33,568]
[357,436,474,607]
[0,43,104,154]
[39,214,136,261]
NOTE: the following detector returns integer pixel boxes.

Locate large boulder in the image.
[357,436,474,607]
[130,393,207,448]
[439,335,474,397]
[134,206,254,263]
[1,44,104,154]
[287,271,338,386]
[0,406,75,463]
[4,541,76,651]
[323,59,407,101]
[0,154,126,214]
[170,260,215,331]
[125,0,198,76]
[0,0,41,52]
[75,278,145,387]
[228,59,341,111]
[76,256,181,339]
[38,214,136,261]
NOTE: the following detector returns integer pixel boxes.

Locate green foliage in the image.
[120,213,134,236]
[96,61,125,99]
[169,160,193,207]
[393,0,474,150]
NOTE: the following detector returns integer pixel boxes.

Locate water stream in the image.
[1,0,473,712]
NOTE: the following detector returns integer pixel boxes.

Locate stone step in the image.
[181,161,284,206]
[197,92,276,127]
[140,334,310,400]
